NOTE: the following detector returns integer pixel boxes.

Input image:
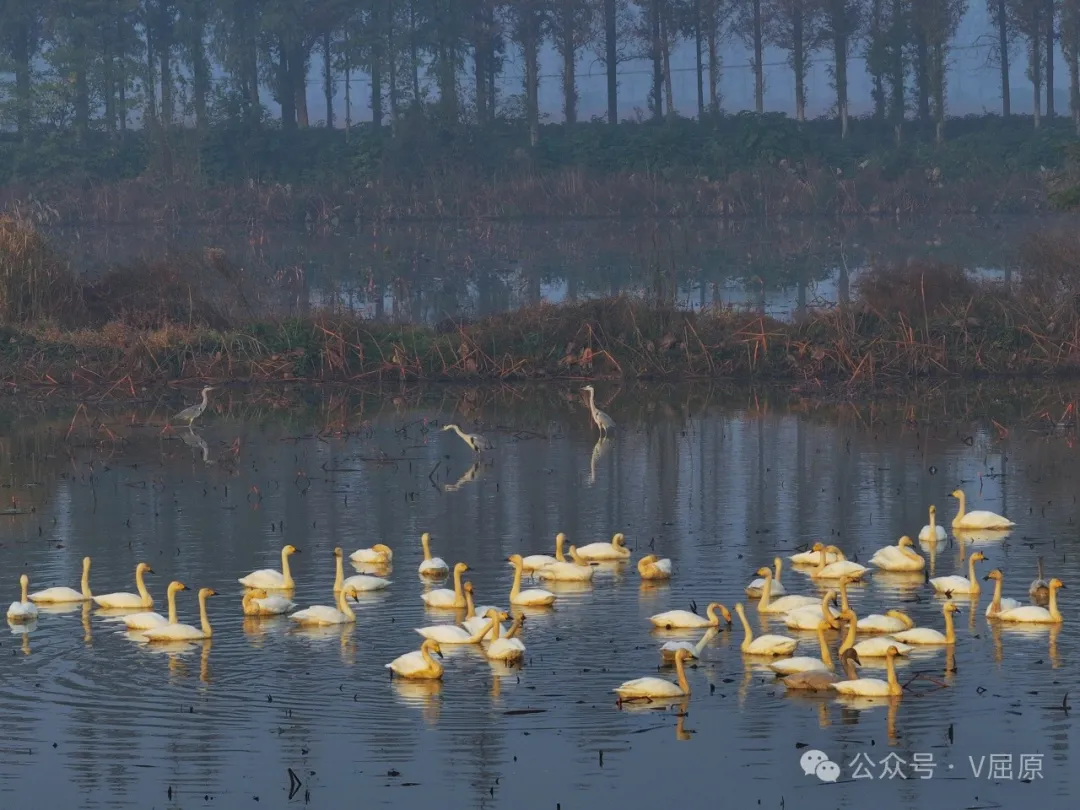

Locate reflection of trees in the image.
[41,215,1055,324]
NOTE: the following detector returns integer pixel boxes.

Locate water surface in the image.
[0,385,1077,808]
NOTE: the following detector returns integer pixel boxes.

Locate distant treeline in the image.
[0,0,1078,154]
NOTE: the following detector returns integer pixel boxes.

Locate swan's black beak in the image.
[982,574,990,581]
[1059,584,1067,590]
[436,651,444,659]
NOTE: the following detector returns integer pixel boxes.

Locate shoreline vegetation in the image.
[6,116,1080,225]
[6,216,1080,391]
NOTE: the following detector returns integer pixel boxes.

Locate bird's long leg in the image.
[160,421,175,436]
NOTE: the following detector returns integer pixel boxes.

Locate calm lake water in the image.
[0,384,1078,808]
[48,215,1057,323]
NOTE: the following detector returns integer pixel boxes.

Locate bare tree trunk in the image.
[324,31,334,127]
[794,4,806,121]
[707,11,720,112]
[605,0,618,123]
[651,0,664,119]
[344,29,352,134]
[753,0,764,112]
[834,33,849,137]
[695,0,704,117]
[914,26,930,120]
[560,8,578,123]
[523,7,541,144]
[1071,44,1080,133]
[662,12,675,115]
[998,0,1011,115]
[1047,0,1057,117]
[294,44,310,127]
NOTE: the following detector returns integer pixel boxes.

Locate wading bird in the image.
[173,386,216,429]
[441,424,494,454]
[582,385,615,437]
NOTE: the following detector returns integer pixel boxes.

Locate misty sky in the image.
[287,5,1067,125]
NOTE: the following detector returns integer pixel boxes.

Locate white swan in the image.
[735,602,798,655]
[123,581,187,630]
[386,639,444,679]
[929,550,986,595]
[784,590,840,630]
[983,568,1022,617]
[891,602,959,644]
[781,648,860,691]
[7,574,38,623]
[830,644,903,697]
[754,566,819,614]
[485,614,527,662]
[996,578,1065,624]
[333,547,391,591]
[1029,556,1050,601]
[421,562,469,608]
[637,554,672,581]
[810,544,869,581]
[418,532,449,577]
[919,505,947,542]
[660,627,718,663]
[417,608,507,644]
[536,546,595,582]
[790,545,843,566]
[856,609,914,634]
[746,556,786,597]
[93,562,154,609]
[242,587,295,616]
[29,557,92,603]
[574,532,631,561]
[649,601,731,629]
[507,555,556,606]
[521,533,566,571]
[869,536,925,572]
[141,587,217,642]
[349,543,392,564]
[462,582,504,638]
[951,489,1015,530]
[838,609,913,657]
[769,618,838,675]
[238,545,299,590]
[614,647,692,700]
[289,585,360,626]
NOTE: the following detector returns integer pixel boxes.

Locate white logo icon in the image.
[800,749,839,782]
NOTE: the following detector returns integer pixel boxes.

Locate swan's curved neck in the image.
[820,590,833,616]
[1049,586,1062,621]
[758,571,772,608]
[452,567,465,602]
[991,576,1004,608]
[555,535,565,561]
[773,558,783,582]
[817,624,834,668]
[135,568,151,604]
[885,653,900,694]
[421,644,443,676]
[81,559,92,598]
[842,655,859,680]
[673,653,690,694]
[706,604,720,625]
[839,613,857,653]
[928,508,937,531]
[336,588,356,620]
[333,554,344,591]
[839,580,850,613]
[421,535,432,561]
[470,617,496,643]
[510,562,523,600]
[505,617,523,639]
[465,589,476,619]
[967,556,981,593]
[816,547,828,572]
[280,549,294,588]
[735,606,753,650]
[943,607,956,643]
[954,491,967,524]
[167,586,180,624]
[198,593,213,637]
[19,578,28,602]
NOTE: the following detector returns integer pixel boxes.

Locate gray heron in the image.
[174,386,216,429]
[441,424,494,453]
[582,385,615,437]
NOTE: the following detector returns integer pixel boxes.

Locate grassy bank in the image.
[3,115,1076,224]
[4,215,1080,390]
